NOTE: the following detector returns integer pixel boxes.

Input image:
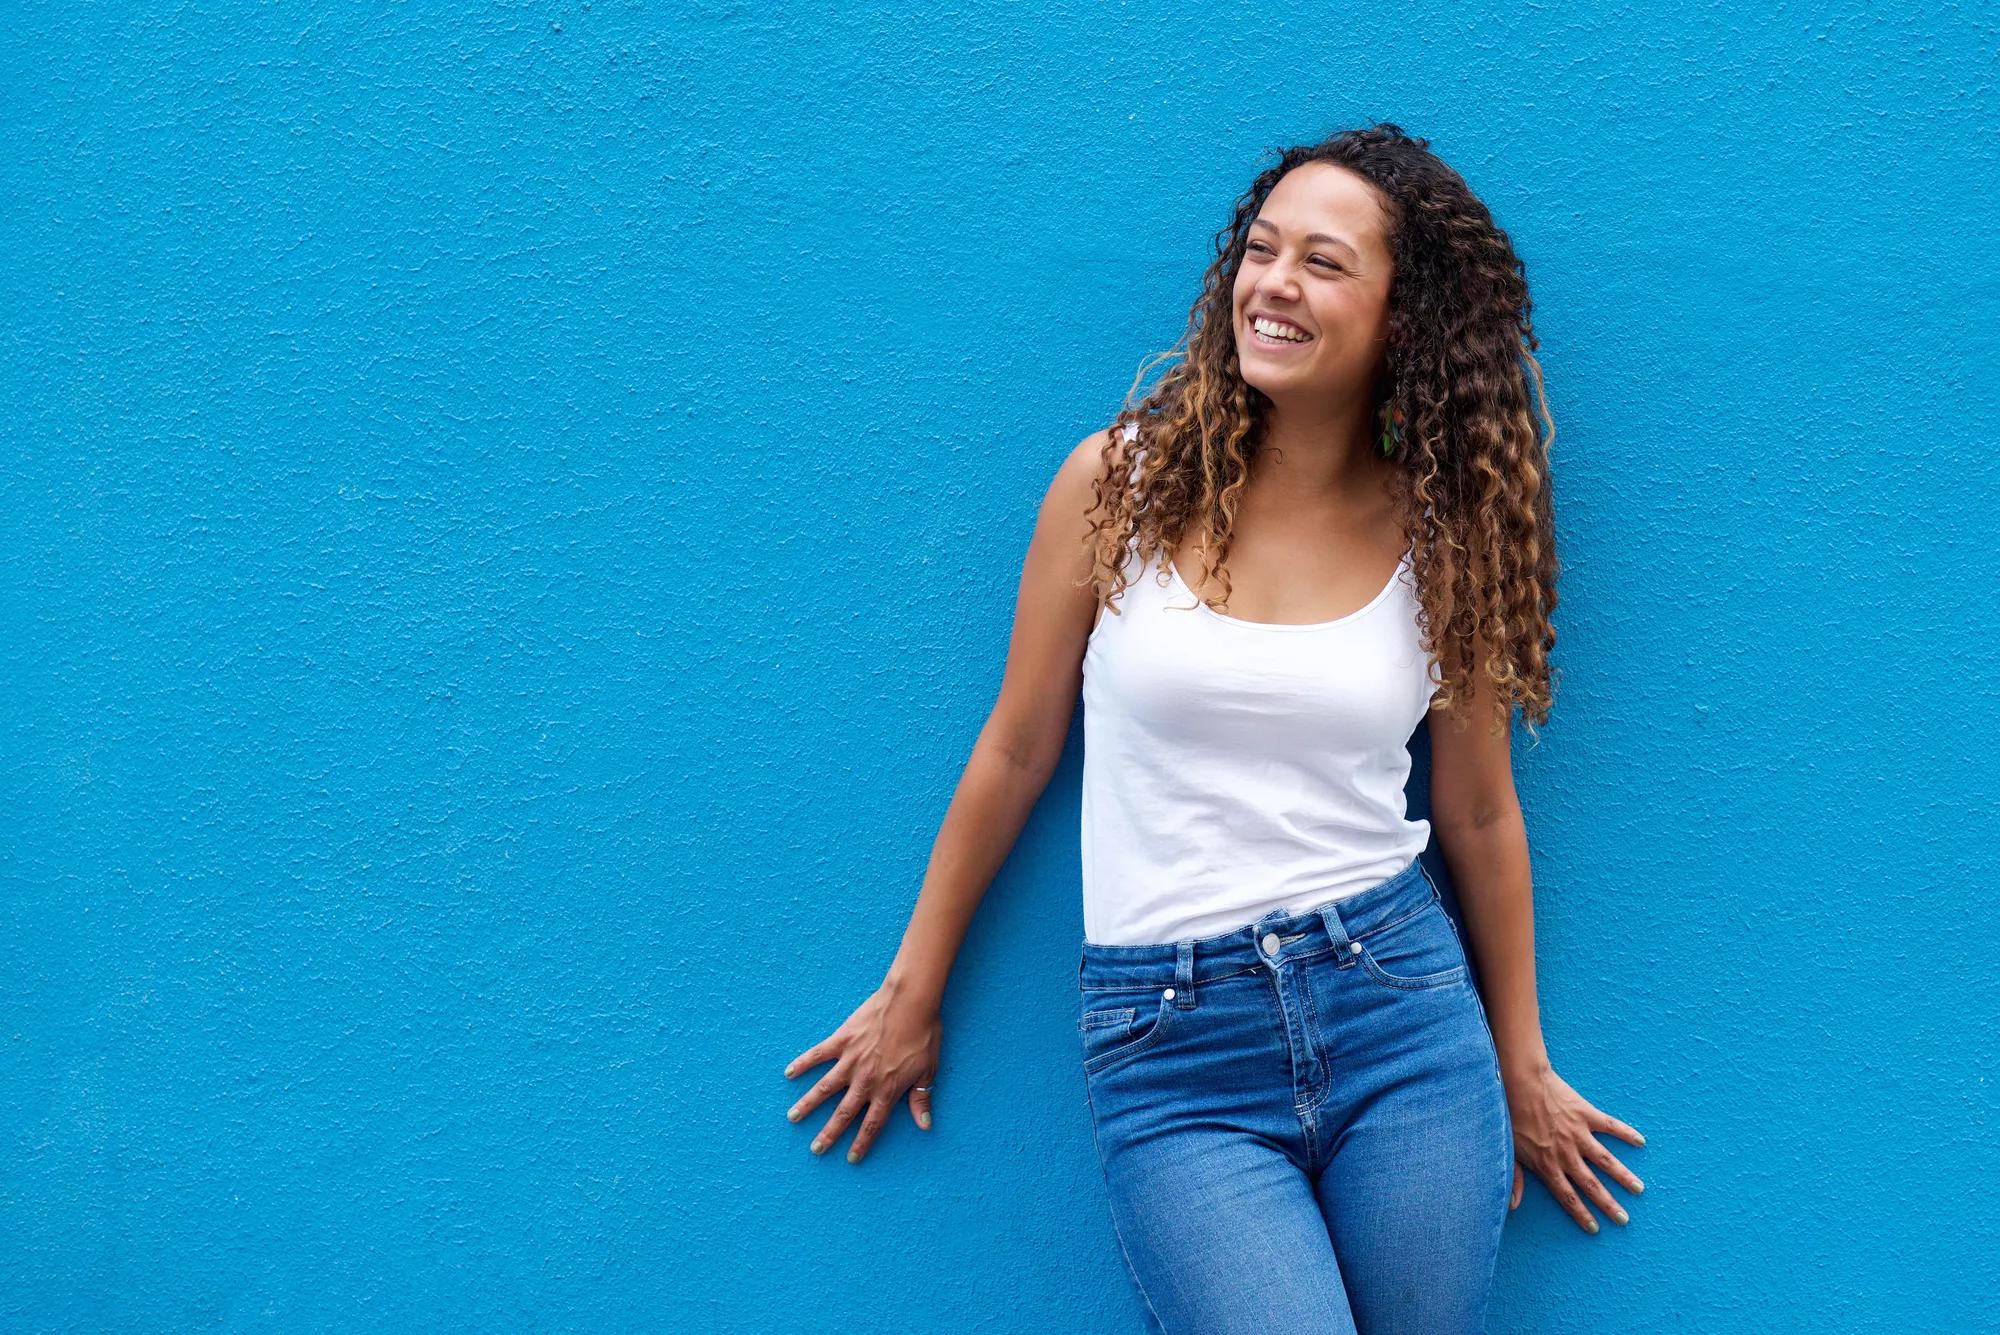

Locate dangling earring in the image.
[1377,392,1404,458]
[1377,338,1405,458]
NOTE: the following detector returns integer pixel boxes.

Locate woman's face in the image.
[1231,162,1395,404]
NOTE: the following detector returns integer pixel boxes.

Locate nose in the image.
[1257,272,1303,305]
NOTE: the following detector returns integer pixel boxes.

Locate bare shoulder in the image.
[1045,424,1136,514]
[976,427,1135,769]
[1017,426,1132,618]
[1058,424,1121,482]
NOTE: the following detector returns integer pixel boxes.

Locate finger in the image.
[1567,1154,1628,1226]
[1537,1161,1600,1233]
[1510,1163,1522,1210]
[909,1081,933,1131]
[1586,1107,1646,1149]
[786,1059,851,1126]
[784,1038,837,1080]
[845,1096,895,1164]
[811,1088,869,1157]
[1582,1138,1645,1196]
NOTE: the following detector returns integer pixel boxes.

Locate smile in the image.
[1247,314,1314,346]
[1250,325,1313,350]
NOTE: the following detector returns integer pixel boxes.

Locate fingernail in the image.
[1585,1219,1599,1234]
[1636,1133,1646,1145]
[811,1140,824,1154]
[1633,1179,1644,1192]
[846,1151,858,1163]
[784,1064,795,1077]
[919,1112,931,1129]
[1614,1209,1628,1225]
[787,1110,799,1122]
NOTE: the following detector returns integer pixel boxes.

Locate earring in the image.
[1378,395,1404,458]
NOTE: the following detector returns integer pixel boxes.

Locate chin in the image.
[1237,351,1295,382]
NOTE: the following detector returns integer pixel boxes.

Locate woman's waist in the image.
[1078,852,1436,989]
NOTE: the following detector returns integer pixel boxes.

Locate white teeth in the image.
[1252,316,1309,342]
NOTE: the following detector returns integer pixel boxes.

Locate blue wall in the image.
[5,3,1996,1331]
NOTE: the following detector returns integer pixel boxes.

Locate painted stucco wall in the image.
[5,3,1996,1331]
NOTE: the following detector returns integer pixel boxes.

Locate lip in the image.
[1248,319,1312,351]
[1243,310,1315,349]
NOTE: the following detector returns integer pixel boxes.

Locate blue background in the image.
[5,3,1997,1332]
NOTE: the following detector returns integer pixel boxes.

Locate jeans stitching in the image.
[1295,967,1330,1116]
[1462,974,1515,1245]
[1081,993,1175,1076]
[1354,899,1433,943]
[1355,903,1469,990]
[1077,891,1436,995]
[1080,1067,1170,1334]
[1078,948,1339,995]
[1358,953,1469,990]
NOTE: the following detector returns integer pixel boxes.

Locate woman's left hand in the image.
[1503,1063,1646,1233]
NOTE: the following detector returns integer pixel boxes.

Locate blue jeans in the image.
[1077,855,1512,1334]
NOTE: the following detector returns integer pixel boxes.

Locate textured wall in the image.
[4,3,1997,1332]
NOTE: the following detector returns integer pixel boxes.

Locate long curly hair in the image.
[1083,123,1562,738]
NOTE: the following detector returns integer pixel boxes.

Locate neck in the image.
[1250,395,1391,501]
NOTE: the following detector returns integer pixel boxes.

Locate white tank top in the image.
[1080,425,1441,945]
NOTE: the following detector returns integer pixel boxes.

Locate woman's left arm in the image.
[1427,655,1647,1234]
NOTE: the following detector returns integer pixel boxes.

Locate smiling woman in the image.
[783,122,1642,1334]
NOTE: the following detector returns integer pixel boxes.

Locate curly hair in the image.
[1082,122,1562,739]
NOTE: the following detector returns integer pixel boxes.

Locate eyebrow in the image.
[1249,218,1359,260]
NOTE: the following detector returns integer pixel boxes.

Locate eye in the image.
[1244,241,1342,271]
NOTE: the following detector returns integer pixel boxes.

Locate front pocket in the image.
[1077,991,1174,1074]
[1357,901,1469,991]
[1079,1006,1136,1031]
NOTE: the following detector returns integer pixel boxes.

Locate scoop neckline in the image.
[1165,547,1410,632]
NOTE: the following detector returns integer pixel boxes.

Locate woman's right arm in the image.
[782,428,1121,1165]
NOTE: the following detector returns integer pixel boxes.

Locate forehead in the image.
[1252,163,1390,260]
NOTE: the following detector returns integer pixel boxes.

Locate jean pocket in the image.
[1077,990,1174,1075]
[1356,900,1469,991]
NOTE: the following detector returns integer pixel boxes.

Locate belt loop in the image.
[1174,941,1196,1007]
[1316,901,1359,969]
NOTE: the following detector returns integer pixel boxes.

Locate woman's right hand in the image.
[783,982,942,1164]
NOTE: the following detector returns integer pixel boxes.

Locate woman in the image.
[783,123,1645,1333]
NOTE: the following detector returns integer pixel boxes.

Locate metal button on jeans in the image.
[1261,932,1282,957]
[1163,987,1175,1000]
[1350,941,1362,954]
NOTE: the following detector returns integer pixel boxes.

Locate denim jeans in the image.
[1077,855,1512,1334]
